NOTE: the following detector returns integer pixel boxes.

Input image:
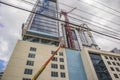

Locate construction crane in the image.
[31,44,66,80]
[61,8,76,49]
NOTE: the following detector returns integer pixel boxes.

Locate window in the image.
[59,58,64,62]
[117,62,120,66]
[52,57,57,61]
[28,53,35,58]
[114,74,119,78]
[109,57,113,60]
[110,67,114,71]
[116,68,120,72]
[59,52,63,56]
[26,61,34,66]
[112,62,116,65]
[114,57,117,61]
[118,58,120,61]
[60,72,66,78]
[23,78,31,80]
[60,65,65,69]
[51,51,57,55]
[89,53,112,80]
[24,69,33,75]
[51,64,58,69]
[30,47,36,52]
[107,61,111,65]
[51,71,58,77]
[105,56,108,59]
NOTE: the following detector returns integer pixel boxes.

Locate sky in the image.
[0,0,120,72]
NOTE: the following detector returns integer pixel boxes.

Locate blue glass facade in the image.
[65,49,87,80]
[28,0,59,38]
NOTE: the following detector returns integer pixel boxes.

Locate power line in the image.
[69,16,120,38]
[1,1,120,41]
[90,0,120,14]
[69,13,120,33]
[17,0,120,36]
[94,33,120,44]
[18,0,120,27]
[59,2,120,26]
[78,0,120,18]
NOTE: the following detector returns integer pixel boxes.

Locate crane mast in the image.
[61,10,76,49]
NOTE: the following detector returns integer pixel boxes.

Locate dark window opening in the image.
[114,74,119,78]
[30,47,36,52]
[89,53,112,80]
[24,69,33,75]
[51,71,58,77]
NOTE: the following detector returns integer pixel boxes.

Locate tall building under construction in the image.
[2,0,120,80]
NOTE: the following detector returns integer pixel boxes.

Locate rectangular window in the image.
[51,71,58,77]
[24,69,33,75]
[107,61,111,65]
[60,65,65,69]
[51,51,57,55]
[116,68,120,72]
[26,61,34,66]
[52,57,57,61]
[118,58,120,61]
[105,56,108,59]
[51,64,58,69]
[60,72,66,78]
[114,74,119,78]
[23,78,31,80]
[112,62,116,65]
[109,57,113,60]
[30,47,36,52]
[59,58,64,62]
[114,57,117,61]
[28,53,35,58]
[110,67,114,71]
[117,62,120,66]
[59,52,63,56]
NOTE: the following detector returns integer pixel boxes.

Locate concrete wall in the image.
[2,40,69,80]
[81,47,120,80]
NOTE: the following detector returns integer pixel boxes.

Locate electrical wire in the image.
[78,0,120,18]
[1,1,120,41]
[18,0,120,27]
[69,16,120,38]
[90,0,120,14]
[93,33,120,44]
[69,13,120,33]
[17,0,120,35]
[59,2,120,26]
[17,0,120,37]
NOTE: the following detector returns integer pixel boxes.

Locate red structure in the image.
[61,11,75,49]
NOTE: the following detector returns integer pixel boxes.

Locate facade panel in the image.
[28,0,59,38]
[65,49,87,80]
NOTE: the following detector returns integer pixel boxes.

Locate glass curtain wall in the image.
[89,53,112,80]
[30,0,58,37]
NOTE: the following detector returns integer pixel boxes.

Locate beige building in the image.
[81,47,120,80]
[2,40,69,80]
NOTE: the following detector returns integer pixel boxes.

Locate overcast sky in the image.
[0,0,120,71]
